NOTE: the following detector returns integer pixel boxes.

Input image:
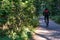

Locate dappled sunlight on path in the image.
[32,16,60,40]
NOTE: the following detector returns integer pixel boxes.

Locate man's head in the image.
[44,8,49,13]
[45,8,48,10]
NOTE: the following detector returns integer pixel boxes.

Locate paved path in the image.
[33,16,60,40]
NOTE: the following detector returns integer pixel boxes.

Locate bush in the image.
[0,0,39,40]
[51,16,60,24]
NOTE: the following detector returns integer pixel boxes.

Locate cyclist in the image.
[43,8,50,27]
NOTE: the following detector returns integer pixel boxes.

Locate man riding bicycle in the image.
[43,8,50,27]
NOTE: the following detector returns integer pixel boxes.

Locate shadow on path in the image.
[35,33,51,40]
[33,16,60,40]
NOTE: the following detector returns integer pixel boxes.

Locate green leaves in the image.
[0,0,39,40]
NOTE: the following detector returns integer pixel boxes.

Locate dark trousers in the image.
[44,15,49,23]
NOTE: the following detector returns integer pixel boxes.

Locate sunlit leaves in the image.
[20,2,27,8]
[0,0,39,40]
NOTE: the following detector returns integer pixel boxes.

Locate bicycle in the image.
[44,17,49,27]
